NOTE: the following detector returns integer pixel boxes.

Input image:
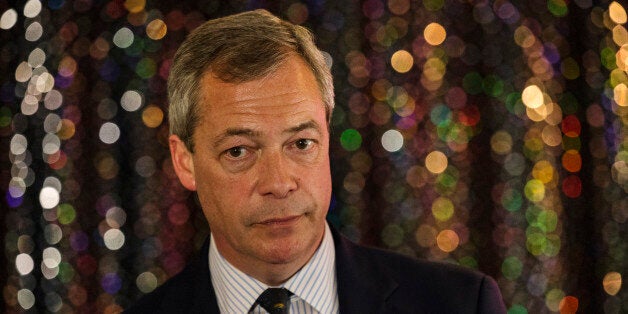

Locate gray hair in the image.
[167,9,334,152]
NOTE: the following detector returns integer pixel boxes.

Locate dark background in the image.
[1,0,626,313]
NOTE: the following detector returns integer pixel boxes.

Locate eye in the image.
[225,146,249,159]
[294,139,314,150]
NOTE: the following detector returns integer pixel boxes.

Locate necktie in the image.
[255,288,293,314]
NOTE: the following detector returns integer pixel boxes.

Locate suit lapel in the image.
[189,238,221,313]
[331,227,398,314]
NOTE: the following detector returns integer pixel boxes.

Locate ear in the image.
[169,135,197,191]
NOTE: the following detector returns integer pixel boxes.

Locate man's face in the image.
[169,55,332,275]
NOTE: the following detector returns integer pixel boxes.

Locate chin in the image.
[259,235,312,264]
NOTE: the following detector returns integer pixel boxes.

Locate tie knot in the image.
[256,288,293,314]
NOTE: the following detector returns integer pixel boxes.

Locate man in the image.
[125,9,507,314]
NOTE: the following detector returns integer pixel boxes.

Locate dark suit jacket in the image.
[125,227,507,313]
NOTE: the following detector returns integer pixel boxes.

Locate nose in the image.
[256,150,298,198]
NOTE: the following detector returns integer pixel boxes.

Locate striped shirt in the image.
[209,223,339,314]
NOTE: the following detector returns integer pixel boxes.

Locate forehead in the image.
[196,55,325,123]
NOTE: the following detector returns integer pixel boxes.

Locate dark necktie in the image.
[255,288,293,314]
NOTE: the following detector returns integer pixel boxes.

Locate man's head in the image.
[167,10,334,285]
[168,9,334,152]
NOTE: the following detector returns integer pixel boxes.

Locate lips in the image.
[257,214,302,226]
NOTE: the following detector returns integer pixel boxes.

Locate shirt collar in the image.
[209,222,337,313]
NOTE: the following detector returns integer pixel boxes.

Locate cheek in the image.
[199,190,243,233]
[194,167,252,219]
[306,162,332,199]
[205,173,257,206]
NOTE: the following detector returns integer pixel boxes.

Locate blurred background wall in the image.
[1,0,626,313]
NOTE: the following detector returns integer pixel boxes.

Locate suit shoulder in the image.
[124,266,195,313]
[364,245,495,291]
[124,238,217,313]
[356,245,506,313]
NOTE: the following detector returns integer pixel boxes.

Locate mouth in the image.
[255,214,303,226]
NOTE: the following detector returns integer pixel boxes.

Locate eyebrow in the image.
[213,128,261,148]
[283,120,322,135]
[213,120,322,148]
